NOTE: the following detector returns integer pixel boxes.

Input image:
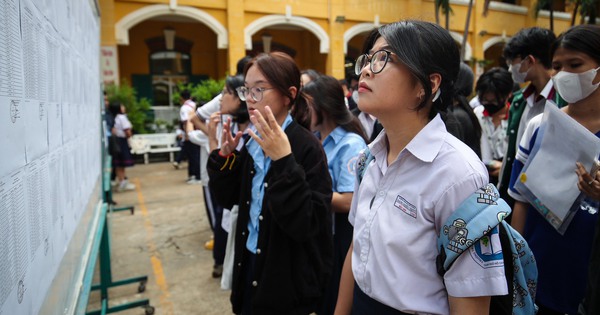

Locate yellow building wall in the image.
[118,20,227,82]
[105,0,580,81]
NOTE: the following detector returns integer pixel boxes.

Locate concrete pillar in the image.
[227,0,245,75]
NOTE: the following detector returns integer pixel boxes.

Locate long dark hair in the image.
[224,75,249,124]
[551,25,600,65]
[362,21,460,120]
[303,75,368,142]
[244,52,312,129]
[453,63,481,139]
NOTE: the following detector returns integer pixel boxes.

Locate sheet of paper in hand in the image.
[514,101,600,234]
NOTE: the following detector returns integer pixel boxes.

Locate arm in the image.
[334,242,354,315]
[511,201,528,234]
[332,192,353,213]
[448,296,490,315]
[190,114,209,135]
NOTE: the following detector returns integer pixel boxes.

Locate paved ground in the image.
[87,161,231,315]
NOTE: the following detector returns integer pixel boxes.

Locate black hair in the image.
[303,76,368,141]
[301,69,323,83]
[362,20,460,120]
[224,75,249,124]
[551,25,600,65]
[245,52,312,130]
[180,90,191,100]
[108,101,122,116]
[236,56,253,76]
[503,27,556,69]
[452,63,481,144]
[476,67,514,105]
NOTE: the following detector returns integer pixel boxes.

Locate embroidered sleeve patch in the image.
[469,226,504,268]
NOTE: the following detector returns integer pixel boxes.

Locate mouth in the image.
[358,82,371,93]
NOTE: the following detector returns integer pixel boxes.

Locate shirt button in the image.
[252,281,258,287]
[256,248,261,254]
[264,182,268,188]
[242,231,246,236]
[237,262,241,266]
[246,201,250,205]
[378,191,384,196]
[258,215,263,221]
[510,130,515,134]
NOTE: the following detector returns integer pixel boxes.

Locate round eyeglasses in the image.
[354,50,394,76]
[235,86,274,102]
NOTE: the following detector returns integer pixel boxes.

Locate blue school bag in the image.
[356,148,538,315]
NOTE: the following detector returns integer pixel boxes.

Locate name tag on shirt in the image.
[394,195,417,219]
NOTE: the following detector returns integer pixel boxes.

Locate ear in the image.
[429,73,442,96]
[287,86,298,106]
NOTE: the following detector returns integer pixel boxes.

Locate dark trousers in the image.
[320,213,353,315]
[242,252,257,315]
[352,282,410,315]
[183,140,200,179]
[203,185,227,265]
[175,139,186,163]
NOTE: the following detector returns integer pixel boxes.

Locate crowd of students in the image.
[176,21,600,315]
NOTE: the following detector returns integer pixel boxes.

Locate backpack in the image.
[355,148,538,315]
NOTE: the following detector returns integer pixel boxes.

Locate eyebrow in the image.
[244,80,268,86]
[368,45,391,54]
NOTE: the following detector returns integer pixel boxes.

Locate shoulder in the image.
[286,122,322,151]
[435,134,488,185]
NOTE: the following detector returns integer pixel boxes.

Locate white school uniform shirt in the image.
[196,93,221,120]
[179,99,196,122]
[114,114,132,138]
[474,106,508,165]
[516,80,554,152]
[349,114,507,315]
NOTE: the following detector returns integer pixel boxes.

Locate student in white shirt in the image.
[473,67,513,184]
[335,21,507,315]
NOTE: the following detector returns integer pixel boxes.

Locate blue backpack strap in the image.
[436,184,512,274]
[355,147,374,185]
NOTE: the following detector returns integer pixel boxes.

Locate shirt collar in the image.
[525,80,555,107]
[369,114,446,164]
[323,126,346,146]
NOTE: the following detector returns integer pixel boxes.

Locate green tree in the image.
[435,0,452,29]
[578,0,597,24]
[535,0,555,31]
[172,78,225,106]
[105,80,152,134]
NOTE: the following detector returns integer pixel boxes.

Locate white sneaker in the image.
[173,162,180,169]
[118,180,136,191]
[186,177,201,185]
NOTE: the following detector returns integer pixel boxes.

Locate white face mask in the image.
[508,58,530,84]
[552,67,600,104]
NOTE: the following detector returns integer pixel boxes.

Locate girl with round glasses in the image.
[335,20,507,315]
[206,52,333,315]
[508,25,600,315]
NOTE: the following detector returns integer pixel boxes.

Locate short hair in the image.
[224,75,249,123]
[108,101,122,116]
[180,90,191,100]
[503,27,555,69]
[476,67,514,104]
[454,63,474,97]
[236,56,253,76]
[551,25,600,65]
[301,69,322,83]
[363,20,460,119]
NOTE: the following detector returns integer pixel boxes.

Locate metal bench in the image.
[129,133,181,164]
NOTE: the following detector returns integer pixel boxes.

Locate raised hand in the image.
[248,106,291,161]
[207,111,221,151]
[219,117,242,156]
